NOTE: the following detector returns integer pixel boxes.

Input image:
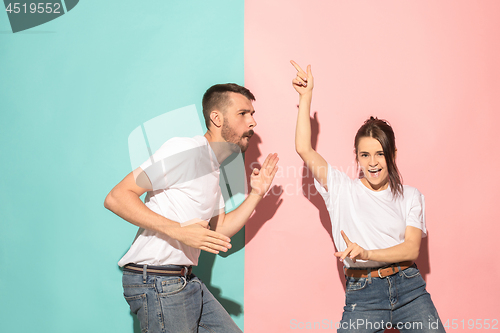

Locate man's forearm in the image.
[105,188,232,254]
[104,188,181,237]
[214,192,263,237]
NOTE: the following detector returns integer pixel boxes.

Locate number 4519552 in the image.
[444,319,498,330]
[5,2,61,14]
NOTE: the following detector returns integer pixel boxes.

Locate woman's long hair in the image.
[354,116,403,198]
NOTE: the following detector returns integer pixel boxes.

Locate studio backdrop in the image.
[1,1,499,332]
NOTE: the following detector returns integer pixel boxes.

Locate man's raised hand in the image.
[250,153,279,197]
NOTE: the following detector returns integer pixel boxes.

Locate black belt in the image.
[124,263,192,277]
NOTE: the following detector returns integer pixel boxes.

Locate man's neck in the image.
[204,131,236,164]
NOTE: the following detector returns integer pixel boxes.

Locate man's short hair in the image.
[202,83,255,129]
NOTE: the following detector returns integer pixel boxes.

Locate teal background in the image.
[0,1,245,332]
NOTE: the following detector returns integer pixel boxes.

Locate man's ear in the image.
[210,110,223,128]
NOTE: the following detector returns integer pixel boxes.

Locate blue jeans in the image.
[122,267,242,333]
[339,265,445,333]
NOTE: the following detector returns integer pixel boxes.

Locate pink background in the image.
[244,1,500,332]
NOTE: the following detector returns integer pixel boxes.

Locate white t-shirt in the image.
[118,136,225,267]
[315,164,426,268]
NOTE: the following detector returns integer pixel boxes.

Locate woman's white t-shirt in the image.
[315,164,427,268]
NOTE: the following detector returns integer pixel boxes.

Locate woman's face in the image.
[357,136,389,191]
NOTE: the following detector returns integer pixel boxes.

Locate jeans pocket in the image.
[401,266,421,279]
[346,277,368,292]
[160,276,187,295]
[124,292,148,333]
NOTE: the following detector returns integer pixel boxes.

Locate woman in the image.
[291,60,445,333]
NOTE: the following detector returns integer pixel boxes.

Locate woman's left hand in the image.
[335,230,370,263]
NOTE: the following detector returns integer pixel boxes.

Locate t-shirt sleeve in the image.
[314,164,351,208]
[212,186,226,217]
[139,138,201,191]
[406,189,427,238]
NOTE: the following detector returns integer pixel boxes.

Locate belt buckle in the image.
[183,266,191,278]
[378,264,398,278]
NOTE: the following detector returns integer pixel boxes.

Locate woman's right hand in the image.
[291,60,314,95]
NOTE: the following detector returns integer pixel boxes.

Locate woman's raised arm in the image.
[291,60,329,189]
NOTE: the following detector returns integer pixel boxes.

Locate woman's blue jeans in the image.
[122,268,242,333]
[339,265,446,333]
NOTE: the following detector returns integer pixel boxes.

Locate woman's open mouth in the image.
[368,169,382,177]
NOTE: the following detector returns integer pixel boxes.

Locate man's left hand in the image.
[249,153,279,197]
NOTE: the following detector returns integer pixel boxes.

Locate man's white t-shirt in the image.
[118,136,224,267]
[315,164,427,268]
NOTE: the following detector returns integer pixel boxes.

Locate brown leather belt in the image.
[345,261,414,279]
[124,264,192,277]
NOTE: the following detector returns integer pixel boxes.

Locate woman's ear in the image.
[394,148,398,160]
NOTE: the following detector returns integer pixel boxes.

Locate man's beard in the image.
[221,119,254,153]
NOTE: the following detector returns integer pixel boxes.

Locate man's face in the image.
[221,92,257,152]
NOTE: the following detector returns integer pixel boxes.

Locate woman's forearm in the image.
[295,92,313,155]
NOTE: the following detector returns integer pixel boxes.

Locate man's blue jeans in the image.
[338,264,446,333]
[122,267,242,333]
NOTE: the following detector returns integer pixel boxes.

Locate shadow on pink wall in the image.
[244,133,285,245]
[300,111,346,289]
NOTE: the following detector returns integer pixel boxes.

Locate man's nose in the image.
[249,116,257,128]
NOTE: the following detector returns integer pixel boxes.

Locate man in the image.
[104,83,278,333]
